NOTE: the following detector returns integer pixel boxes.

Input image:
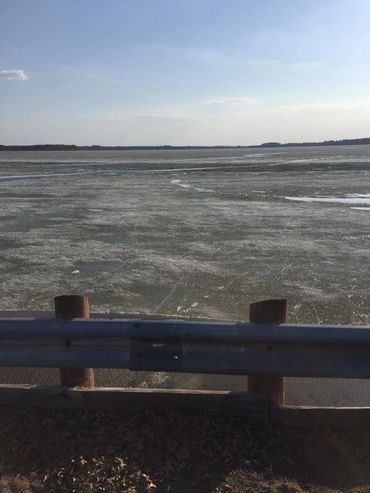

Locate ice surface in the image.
[286,195,370,204]
[195,187,214,193]
[171,179,213,192]
[1,146,370,404]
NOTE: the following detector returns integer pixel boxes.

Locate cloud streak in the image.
[63,66,157,101]
[0,69,27,80]
[279,99,370,112]
[207,97,257,107]
[139,43,326,72]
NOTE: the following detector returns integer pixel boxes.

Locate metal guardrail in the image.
[0,317,370,378]
[1,296,370,427]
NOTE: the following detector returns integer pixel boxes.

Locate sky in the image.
[1,0,370,145]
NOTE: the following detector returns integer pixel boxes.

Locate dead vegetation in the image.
[0,407,370,492]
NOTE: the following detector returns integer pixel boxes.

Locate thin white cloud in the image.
[136,43,222,63]
[0,69,27,80]
[240,59,326,70]
[66,67,128,86]
[280,99,370,111]
[137,43,326,72]
[63,66,156,101]
[207,97,258,107]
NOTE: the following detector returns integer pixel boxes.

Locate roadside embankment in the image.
[1,407,370,492]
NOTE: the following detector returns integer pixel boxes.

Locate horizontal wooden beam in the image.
[1,384,370,427]
[0,384,268,421]
[272,405,370,428]
[0,311,199,320]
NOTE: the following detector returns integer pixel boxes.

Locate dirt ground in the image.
[1,406,370,493]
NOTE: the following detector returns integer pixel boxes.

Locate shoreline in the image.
[2,137,370,151]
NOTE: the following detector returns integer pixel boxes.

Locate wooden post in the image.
[54,295,95,388]
[247,299,287,406]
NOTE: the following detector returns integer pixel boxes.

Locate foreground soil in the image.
[1,407,370,492]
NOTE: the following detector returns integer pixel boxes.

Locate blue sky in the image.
[1,0,370,145]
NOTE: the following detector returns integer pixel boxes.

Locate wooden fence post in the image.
[247,299,287,406]
[54,295,95,388]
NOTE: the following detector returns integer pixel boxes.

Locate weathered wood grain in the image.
[0,384,268,421]
[54,295,95,387]
[248,299,287,405]
[272,405,370,428]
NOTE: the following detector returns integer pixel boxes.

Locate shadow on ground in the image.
[1,407,370,492]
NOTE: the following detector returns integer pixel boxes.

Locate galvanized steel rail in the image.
[1,295,370,427]
[0,317,370,378]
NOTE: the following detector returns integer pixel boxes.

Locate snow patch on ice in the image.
[285,195,370,205]
[195,187,214,193]
[171,179,214,193]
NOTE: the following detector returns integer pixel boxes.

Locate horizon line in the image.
[1,136,370,150]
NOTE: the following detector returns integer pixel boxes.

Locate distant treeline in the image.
[258,137,370,148]
[1,137,370,151]
[0,144,248,151]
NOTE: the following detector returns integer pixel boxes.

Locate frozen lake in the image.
[1,145,370,404]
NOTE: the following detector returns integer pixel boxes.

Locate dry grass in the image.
[0,407,370,492]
